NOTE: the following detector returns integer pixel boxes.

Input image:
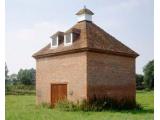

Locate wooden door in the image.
[51,84,67,107]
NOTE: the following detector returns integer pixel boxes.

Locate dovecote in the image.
[33,7,139,106]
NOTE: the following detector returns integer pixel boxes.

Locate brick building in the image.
[33,7,139,106]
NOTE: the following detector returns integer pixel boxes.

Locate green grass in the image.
[6,91,154,120]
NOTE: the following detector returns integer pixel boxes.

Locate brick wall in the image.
[36,52,87,104]
[87,52,136,102]
[36,51,136,104]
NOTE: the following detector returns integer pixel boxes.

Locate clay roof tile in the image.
[33,21,139,59]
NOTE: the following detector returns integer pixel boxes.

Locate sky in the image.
[6,0,153,75]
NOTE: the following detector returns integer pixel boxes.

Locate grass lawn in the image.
[6,91,154,120]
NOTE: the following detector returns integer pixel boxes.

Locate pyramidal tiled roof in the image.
[33,21,139,58]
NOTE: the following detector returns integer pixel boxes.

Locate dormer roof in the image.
[50,31,64,38]
[65,28,81,35]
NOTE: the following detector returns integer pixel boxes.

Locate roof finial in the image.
[84,5,86,9]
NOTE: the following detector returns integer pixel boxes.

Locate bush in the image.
[5,84,35,95]
[54,97,142,111]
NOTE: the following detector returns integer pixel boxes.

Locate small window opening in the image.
[51,36,58,48]
[64,33,73,46]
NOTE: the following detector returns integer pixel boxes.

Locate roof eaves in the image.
[33,47,139,59]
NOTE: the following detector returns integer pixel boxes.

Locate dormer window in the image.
[50,31,64,48]
[64,33,73,46]
[51,36,58,48]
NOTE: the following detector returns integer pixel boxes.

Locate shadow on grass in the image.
[49,106,154,114]
[116,108,154,114]
[136,90,153,94]
[79,108,154,115]
[37,104,154,115]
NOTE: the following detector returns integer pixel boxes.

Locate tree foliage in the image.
[17,68,36,85]
[9,74,18,85]
[136,74,144,90]
[5,63,10,85]
[5,63,9,80]
[143,60,154,89]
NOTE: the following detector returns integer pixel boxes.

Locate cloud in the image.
[107,0,148,12]
[6,22,68,74]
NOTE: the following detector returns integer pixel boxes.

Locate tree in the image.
[5,63,9,79]
[136,74,144,90]
[9,74,18,85]
[5,63,10,84]
[17,68,36,85]
[143,60,154,89]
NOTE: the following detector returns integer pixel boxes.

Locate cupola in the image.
[76,6,94,22]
